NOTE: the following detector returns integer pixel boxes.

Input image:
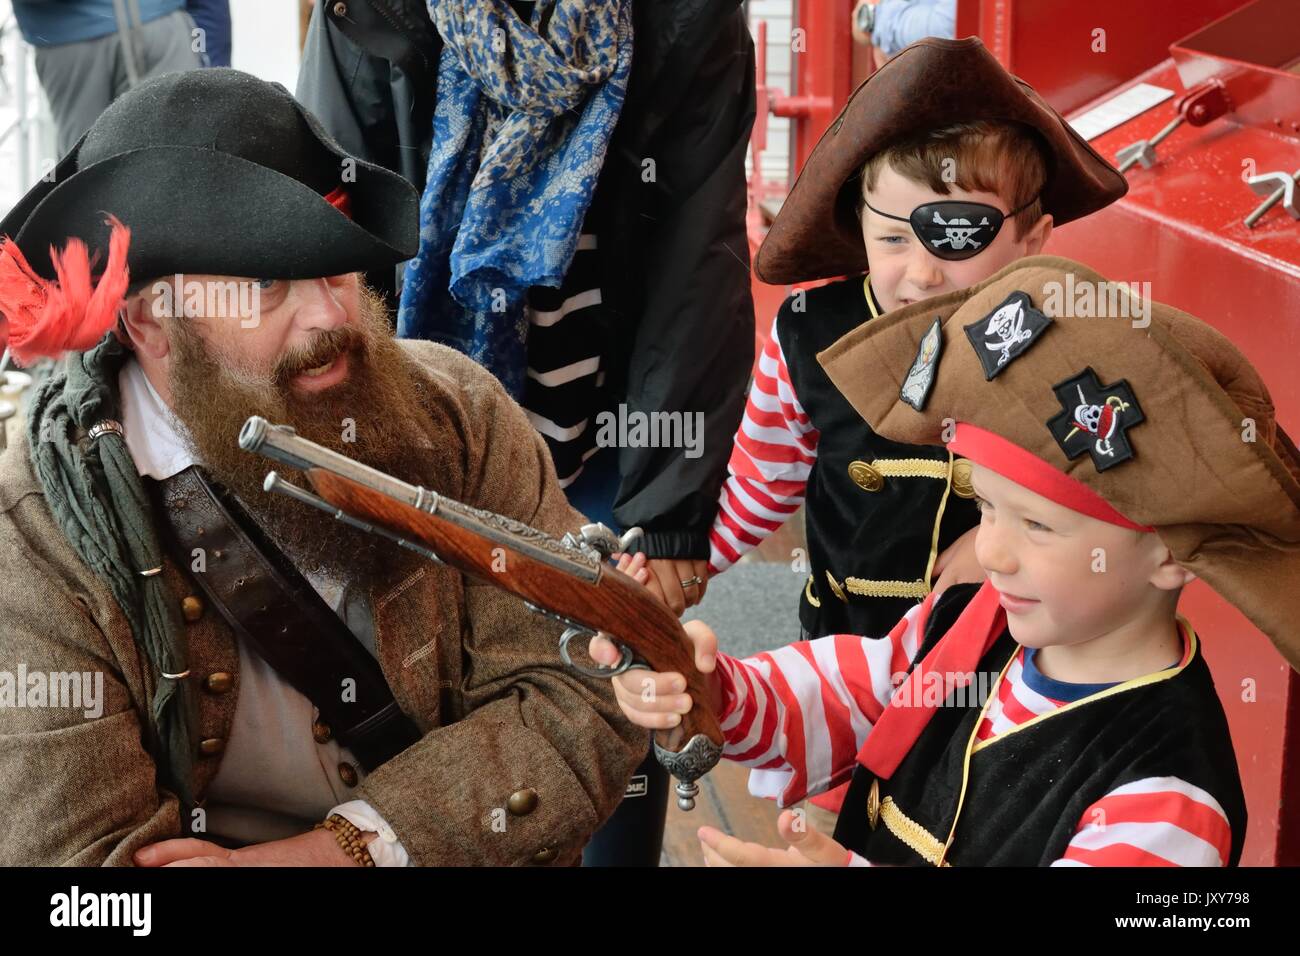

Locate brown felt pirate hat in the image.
[754,37,1127,285]
[817,254,1300,671]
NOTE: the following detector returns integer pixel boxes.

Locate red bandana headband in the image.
[948,421,1154,532]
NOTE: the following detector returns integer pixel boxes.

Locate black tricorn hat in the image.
[0,67,419,285]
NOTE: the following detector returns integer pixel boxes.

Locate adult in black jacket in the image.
[297,0,757,864]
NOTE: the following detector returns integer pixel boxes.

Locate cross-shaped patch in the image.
[1046,367,1144,471]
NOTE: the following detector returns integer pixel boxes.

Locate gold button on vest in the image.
[951,458,976,498]
[848,460,883,492]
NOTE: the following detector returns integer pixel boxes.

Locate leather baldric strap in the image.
[147,466,422,772]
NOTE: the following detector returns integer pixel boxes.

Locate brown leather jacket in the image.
[0,340,646,865]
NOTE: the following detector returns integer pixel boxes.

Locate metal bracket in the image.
[1116,80,1231,175]
[1244,169,1300,228]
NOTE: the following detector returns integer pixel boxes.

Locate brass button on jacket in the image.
[203,672,233,694]
[507,788,539,816]
[338,762,359,787]
[848,460,883,492]
[313,721,333,745]
[531,847,558,864]
[181,595,204,622]
[199,737,225,756]
[951,458,976,498]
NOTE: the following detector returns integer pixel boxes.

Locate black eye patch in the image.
[864,198,1036,261]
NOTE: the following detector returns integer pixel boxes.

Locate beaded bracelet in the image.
[316,813,377,867]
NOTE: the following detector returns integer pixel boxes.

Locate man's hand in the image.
[644,557,710,616]
[698,810,853,867]
[931,526,985,598]
[134,827,371,867]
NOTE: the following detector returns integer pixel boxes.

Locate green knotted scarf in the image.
[26,333,197,812]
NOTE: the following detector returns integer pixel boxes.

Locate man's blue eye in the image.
[257,278,276,290]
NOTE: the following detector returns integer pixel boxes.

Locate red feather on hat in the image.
[0,215,131,366]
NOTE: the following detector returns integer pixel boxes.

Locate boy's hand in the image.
[698,810,853,867]
[931,527,985,598]
[588,570,725,729]
[645,557,710,615]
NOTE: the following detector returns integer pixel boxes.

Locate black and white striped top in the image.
[521,233,609,487]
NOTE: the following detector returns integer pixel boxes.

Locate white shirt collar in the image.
[118,356,198,480]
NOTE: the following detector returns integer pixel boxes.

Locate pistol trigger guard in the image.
[558,626,644,679]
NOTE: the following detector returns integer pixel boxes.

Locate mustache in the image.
[271,324,367,387]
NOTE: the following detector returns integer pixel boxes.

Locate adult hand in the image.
[134,828,367,867]
[645,557,710,616]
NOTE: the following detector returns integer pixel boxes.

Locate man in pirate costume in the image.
[0,68,646,866]
[599,255,1300,866]
[706,38,1127,643]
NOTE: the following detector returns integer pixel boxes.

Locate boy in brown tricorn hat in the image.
[598,255,1300,866]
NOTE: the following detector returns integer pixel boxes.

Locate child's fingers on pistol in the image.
[608,677,691,730]
[587,633,623,667]
[611,669,691,712]
[639,564,669,603]
[613,552,646,576]
[681,620,719,673]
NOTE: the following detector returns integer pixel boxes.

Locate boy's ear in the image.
[1149,545,1196,592]
[1021,214,1054,256]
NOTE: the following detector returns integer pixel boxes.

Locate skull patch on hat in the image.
[900,318,943,411]
[1047,368,1144,471]
[964,291,1052,380]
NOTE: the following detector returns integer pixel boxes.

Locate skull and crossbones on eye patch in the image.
[929,210,991,251]
[863,198,1037,262]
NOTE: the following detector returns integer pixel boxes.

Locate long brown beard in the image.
[165,282,458,583]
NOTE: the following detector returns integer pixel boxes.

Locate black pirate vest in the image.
[832,584,1248,866]
[778,276,980,638]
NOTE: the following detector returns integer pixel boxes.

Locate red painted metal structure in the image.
[745,0,1300,865]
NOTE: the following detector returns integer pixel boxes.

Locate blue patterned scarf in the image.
[398,0,633,398]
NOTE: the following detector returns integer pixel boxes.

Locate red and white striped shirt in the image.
[714,598,1233,867]
[707,312,818,574]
